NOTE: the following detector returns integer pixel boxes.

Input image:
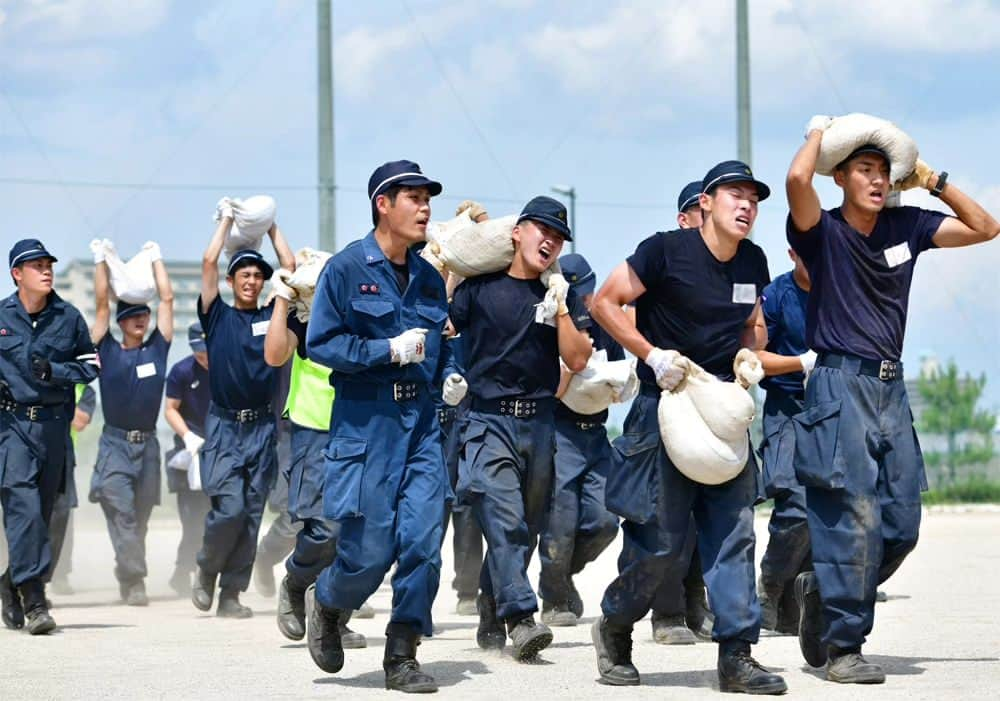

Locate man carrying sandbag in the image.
[191,208,294,618]
[89,240,173,607]
[303,160,451,693]
[450,196,592,662]
[590,161,786,694]
[786,118,1000,683]
[536,252,621,629]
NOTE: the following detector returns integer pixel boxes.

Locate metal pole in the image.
[317,0,336,251]
[736,0,752,168]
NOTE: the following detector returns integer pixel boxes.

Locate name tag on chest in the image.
[732,283,757,304]
[883,242,912,268]
[251,320,270,336]
[136,362,157,379]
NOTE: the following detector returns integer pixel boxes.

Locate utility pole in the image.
[551,185,576,254]
[317,0,336,251]
[736,0,752,168]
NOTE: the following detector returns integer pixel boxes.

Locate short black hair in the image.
[371,185,404,227]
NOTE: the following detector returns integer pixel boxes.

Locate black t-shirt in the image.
[628,228,770,383]
[556,315,625,423]
[390,260,409,294]
[450,272,590,400]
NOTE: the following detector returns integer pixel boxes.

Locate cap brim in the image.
[116,306,151,322]
[10,251,58,267]
[679,195,702,212]
[189,341,207,352]
[227,256,274,279]
[706,176,770,202]
[517,214,573,241]
[390,175,442,197]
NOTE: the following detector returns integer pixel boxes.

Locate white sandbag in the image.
[815,113,918,186]
[217,195,277,257]
[561,349,639,415]
[657,360,757,485]
[103,241,156,304]
[167,449,201,492]
[424,212,517,277]
[286,247,333,322]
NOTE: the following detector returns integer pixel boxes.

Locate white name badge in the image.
[884,242,912,268]
[252,320,270,336]
[732,283,757,304]
[136,362,157,379]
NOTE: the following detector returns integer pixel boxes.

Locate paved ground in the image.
[2,508,999,699]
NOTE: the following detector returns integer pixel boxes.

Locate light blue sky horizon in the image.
[2,1,999,408]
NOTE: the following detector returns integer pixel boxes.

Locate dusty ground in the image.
[2,508,998,699]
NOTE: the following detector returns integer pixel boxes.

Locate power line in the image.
[788,6,849,113]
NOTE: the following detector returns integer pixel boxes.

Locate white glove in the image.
[645,348,688,392]
[182,431,204,455]
[215,197,234,221]
[442,373,468,406]
[389,328,428,365]
[142,240,162,262]
[805,115,834,138]
[270,268,297,301]
[90,238,106,264]
[733,348,764,388]
[799,350,818,385]
[535,291,559,324]
[455,200,488,222]
[547,273,570,316]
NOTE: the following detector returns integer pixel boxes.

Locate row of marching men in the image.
[4,117,998,695]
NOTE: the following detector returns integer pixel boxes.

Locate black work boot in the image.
[717,641,787,695]
[475,593,505,650]
[507,615,553,661]
[216,589,253,618]
[383,622,438,693]
[277,575,307,640]
[592,616,640,686]
[794,571,826,667]
[774,584,800,636]
[826,646,885,684]
[652,612,697,645]
[541,600,578,627]
[686,585,713,640]
[306,584,345,673]
[20,579,56,636]
[1,569,24,630]
[757,577,783,632]
[191,566,216,612]
[125,580,149,607]
[340,609,368,649]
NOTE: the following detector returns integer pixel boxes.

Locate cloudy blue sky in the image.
[2,0,999,406]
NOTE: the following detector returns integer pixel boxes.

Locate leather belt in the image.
[574,421,602,431]
[105,425,156,444]
[210,404,271,423]
[818,353,902,382]
[471,397,554,419]
[337,381,423,403]
[0,400,64,422]
[437,406,457,425]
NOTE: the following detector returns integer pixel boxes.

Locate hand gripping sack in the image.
[815,113,919,186]
[657,360,757,485]
[104,241,156,304]
[561,350,639,415]
[286,247,333,322]
[218,195,277,257]
[422,211,518,277]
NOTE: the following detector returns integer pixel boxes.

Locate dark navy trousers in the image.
[793,362,923,649]
[197,407,278,592]
[284,425,338,587]
[90,426,161,585]
[538,418,618,606]
[601,394,761,643]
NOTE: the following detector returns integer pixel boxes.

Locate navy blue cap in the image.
[188,321,207,352]
[517,196,573,241]
[701,160,770,201]
[368,160,442,201]
[837,143,891,169]
[9,238,58,269]
[226,249,274,279]
[116,301,151,322]
[677,181,703,213]
[559,253,595,297]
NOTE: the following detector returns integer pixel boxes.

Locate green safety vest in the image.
[71,383,86,446]
[284,353,335,432]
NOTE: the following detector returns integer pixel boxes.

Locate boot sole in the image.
[653,627,697,645]
[342,633,367,649]
[513,629,553,661]
[719,679,789,695]
[541,613,578,627]
[27,618,57,635]
[794,574,826,668]
[385,680,438,693]
[827,666,886,684]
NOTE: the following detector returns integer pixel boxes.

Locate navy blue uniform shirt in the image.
[760,271,809,396]
[556,312,624,423]
[197,295,276,410]
[0,291,99,405]
[628,228,770,383]
[450,271,590,400]
[306,231,450,388]
[787,206,946,361]
[97,328,170,431]
[77,384,97,416]
[165,355,211,437]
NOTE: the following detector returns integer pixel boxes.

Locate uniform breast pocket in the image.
[349,298,396,337]
[322,438,367,520]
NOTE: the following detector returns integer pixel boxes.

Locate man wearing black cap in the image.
[304,160,451,692]
[590,161,786,693]
[88,240,173,606]
[785,118,999,683]
[450,196,592,662]
[163,322,212,595]
[1,239,99,634]
[536,252,621,628]
[192,210,293,618]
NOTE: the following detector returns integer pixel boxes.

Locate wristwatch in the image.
[930,171,948,198]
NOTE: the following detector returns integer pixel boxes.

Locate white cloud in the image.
[6,0,169,42]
